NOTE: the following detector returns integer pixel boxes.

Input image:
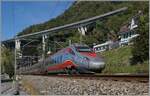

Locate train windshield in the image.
[76,46,93,52]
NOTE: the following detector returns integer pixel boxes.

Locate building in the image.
[93,41,110,52]
[93,17,139,53]
[119,18,139,46]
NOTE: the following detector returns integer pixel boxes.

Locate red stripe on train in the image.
[80,52,97,58]
[47,60,77,71]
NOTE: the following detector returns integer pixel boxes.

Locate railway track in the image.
[57,74,148,83]
[20,74,149,95]
[25,73,149,83]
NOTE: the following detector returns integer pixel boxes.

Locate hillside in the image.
[98,46,149,73]
[2,1,148,77]
[18,1,149,46]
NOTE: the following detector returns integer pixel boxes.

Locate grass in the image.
[98,46,149,74]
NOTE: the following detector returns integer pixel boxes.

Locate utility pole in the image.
[69,40,72,46]
[15,39,21,77]
[15,38,21,95]
[42,35,47,67]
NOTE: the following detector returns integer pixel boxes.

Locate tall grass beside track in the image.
[98,46,149,74]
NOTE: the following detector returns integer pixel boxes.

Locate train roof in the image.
[51,43,89,57]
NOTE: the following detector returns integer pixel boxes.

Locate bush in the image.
[1,46,14,78]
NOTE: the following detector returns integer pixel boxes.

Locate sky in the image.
[2,1,74,40]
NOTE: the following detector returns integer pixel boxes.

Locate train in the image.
[17,43,105,75]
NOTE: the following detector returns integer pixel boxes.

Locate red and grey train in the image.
[17,43,105,74]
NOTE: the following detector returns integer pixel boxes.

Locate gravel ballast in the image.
[21,75,149,95]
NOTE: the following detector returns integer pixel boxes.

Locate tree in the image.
[131,15,149,64]
[1,46,14,78]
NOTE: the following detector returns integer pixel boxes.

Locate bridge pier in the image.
[78,26,87,44]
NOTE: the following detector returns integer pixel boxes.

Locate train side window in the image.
[70,49,75,55]
[54,58,57,64]
[56,57,59,64]
[57,56,60,63]
[52,59,55,64]
[56,56,60,63]
[60,55,62,63]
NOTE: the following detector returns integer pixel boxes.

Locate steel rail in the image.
[22,74,149,83]
[53,74,149,78]
[49,74,149,83]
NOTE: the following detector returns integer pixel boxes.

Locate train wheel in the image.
[71,69,80,75]
[45,70,48,75]
[64,68,70,75]
[65,67,79,75]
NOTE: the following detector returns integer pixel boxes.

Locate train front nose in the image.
[88,60,105,71]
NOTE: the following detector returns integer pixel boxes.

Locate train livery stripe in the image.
[80,52,97,58]
[47,60,77,71]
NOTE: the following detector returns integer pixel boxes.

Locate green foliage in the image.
[99,46,149,73]
[17,1,149,46]
[1,46,14,78]
[131,14,149,64]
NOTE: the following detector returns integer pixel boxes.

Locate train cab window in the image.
[76,46,93,52]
